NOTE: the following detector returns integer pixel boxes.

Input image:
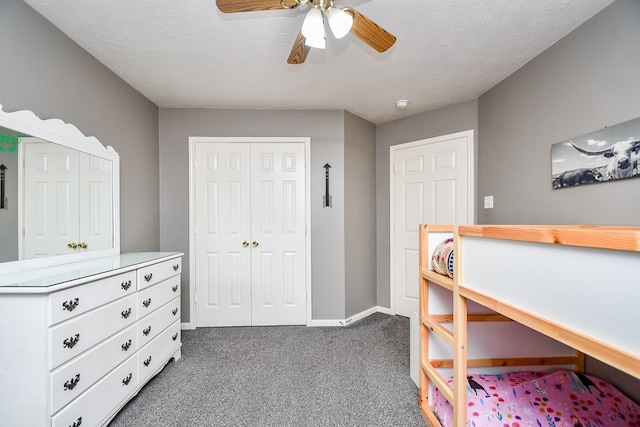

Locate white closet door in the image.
[250,143,306,326]
[194,142,307,327]
[23,141,80,259]
[194,143,252,326]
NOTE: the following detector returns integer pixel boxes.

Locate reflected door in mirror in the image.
[79,150,113,254]
[22,138,113,259]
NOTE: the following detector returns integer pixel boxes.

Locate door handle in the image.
[252,241,259,247]
[242,241,249,247]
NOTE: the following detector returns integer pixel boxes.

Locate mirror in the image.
[0,103,119,274]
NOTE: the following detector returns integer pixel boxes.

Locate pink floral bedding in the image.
[433,370,640,426]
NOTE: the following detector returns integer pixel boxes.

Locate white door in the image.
[194,142,306,327]
[23,141,80,258]
[392,131,473,317]
[78,153,113,252]
[250,143,307,325]
[194,143,252,326]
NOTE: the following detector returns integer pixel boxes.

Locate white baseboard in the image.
[308,305,393,327]
[186,306,395,328]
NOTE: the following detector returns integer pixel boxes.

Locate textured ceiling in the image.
[23,0,614,124]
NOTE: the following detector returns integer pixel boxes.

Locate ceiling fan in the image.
[216,0,397,64]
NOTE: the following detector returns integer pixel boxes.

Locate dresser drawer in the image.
[51,355,137,427]
[138,275,181,319]
[138,297,181,348]
[138,320,181,386]
[137,258,181,291]
[49,324,138,414]
[49,294,137,369]
[48,271,137,326]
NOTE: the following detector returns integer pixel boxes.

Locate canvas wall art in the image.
[551,117,640,189]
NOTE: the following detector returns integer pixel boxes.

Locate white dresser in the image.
[0,252,183,427]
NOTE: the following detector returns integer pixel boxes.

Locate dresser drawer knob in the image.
[144,273,153,282]
[68,416,82,427]
[143,326,152,336]
[63,334,80,349]
[173,264,179,271]
[172,308,178,316]
[121,308,132,319]
[122,372,133,386]
[121,339,132,351]
[172,284,179,292]
[121,280,132,291]
[64,374,80,391]
[142,298,152,308]
[172,332,178,341]
[143,356,152,367]
[62,298,80,312]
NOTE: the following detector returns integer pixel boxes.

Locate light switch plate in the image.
[484,195,494,209]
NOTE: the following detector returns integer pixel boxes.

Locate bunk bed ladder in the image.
[418,224,468,426]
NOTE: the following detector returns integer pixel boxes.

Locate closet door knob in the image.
[242,241,249,247]
[252,241,259,247]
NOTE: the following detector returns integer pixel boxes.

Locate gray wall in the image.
[478,0,640,226]
[344,112,377,318]
[0,0,160,255]
[477,0,640,400]
[158,108,350,322]
[375,100,479,308]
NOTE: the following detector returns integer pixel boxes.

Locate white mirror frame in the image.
[0,102,120,274]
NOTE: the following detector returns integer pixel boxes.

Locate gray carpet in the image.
[108,312,429,426]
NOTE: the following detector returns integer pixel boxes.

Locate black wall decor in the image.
[323,163,332,208]
[0,164,6,209]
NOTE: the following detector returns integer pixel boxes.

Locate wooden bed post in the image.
[418,225,430,415]
[452,226,467,426]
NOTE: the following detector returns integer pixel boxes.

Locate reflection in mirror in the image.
[0,131,114,262]
[0,126,19,262]
[0,104,119,274]
[20,138,113,260]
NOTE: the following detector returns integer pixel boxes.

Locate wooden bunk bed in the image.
[418,224,640,426]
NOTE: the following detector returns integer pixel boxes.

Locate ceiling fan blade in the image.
[343,7,396,53]
[287,31,311,64]
[216,0,284,13]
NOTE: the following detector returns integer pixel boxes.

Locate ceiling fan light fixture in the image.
[301,7,324,40]
[304,35,326,49]
[327,7,353,39]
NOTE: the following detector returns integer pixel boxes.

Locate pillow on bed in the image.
[433,370,640,427]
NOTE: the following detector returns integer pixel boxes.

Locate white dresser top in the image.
[0,252,182,293]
